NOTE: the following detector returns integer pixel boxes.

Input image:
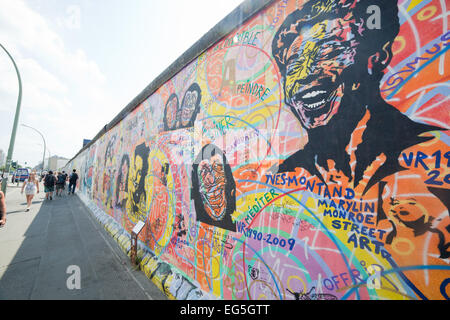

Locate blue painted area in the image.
[386,45,450,99]
[237,178,364,300]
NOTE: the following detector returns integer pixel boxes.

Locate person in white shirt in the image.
[21,171,39,211]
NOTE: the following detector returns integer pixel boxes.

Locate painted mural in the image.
[66,0,450,300]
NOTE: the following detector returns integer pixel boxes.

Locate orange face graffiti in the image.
[165,94,179,130]
[283,16,358,129]
[198,154,227,221]
[192,144,236,232]
[180,90,198,127]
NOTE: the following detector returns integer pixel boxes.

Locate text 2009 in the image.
[244,228,296,251]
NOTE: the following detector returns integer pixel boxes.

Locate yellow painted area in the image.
[305,196,318,214]
[319,204,408,300]
[194,52,280,128]
[407,0,426,11]
[146,147,176,256]
[311,0,334,17]
[284,22,326,98]
[141,256,158,279]
[211,254,222,297]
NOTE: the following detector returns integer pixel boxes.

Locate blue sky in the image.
[0,0,243,168]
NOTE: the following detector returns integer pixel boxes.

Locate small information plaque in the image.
[132,220,145,235]
[130,220,145,265]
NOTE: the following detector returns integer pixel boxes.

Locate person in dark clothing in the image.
[55,172,64,197]
[68,169,79,194]
[44,171,56,200]
[62,171,68,183]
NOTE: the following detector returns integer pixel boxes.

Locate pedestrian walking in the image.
[21,171,40,211]
[0,190,6,227]
[44,170,56,200]
[55,171,66,197]
[62,171,68,188]
[68,169,79,194]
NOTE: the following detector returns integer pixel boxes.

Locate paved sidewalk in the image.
[0,182,167,300]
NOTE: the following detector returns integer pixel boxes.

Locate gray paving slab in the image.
[0,182,168,300]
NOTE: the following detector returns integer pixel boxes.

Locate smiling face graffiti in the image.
[283,17,359,129]
[163,83,200,130]
[272,0,402,131]
[272,0,441,192]
[180,90,198,127]
[192,144,236,232]
[198,154,227,221]
[179,83,201,128]
[164,94,179,130]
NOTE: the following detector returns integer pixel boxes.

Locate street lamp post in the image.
[37,144,50,171]
[21,124,46,173]
[46,148,51,170]
[0,43,22,194]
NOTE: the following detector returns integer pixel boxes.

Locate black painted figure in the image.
[272,0,443,194]
[127,142,150,222]
[179,83,201,128]
[192,144,237,232]
[115,154,130,209]
[163,93,179,131]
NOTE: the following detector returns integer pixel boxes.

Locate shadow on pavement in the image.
[0,189,167,300]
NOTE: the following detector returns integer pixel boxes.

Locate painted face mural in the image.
[130,156,142,195]
[273,0,443,192]
[192,144,236,232]
[273,0,386,130]
[115,154,130,209]
[281,15,358,129]
[121,160,129,183]
[198,154,227,221]
[180,83,201,128]
[105,135,117,165]
[181,91,198,126]
[164,94,179,130]
[127,142,149,223]
[381,187,450,260]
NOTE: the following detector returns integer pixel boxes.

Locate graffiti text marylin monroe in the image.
[263,173,392,259]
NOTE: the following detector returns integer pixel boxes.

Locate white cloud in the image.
[0,0,114,167]
[21,58,68,93]
[0,0,245,169]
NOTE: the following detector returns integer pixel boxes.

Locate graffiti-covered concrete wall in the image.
[66,0,450,300]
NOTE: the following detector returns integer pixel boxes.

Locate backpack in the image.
[69,173,78,183]
[44,175,55,187]
[57,175,65,184]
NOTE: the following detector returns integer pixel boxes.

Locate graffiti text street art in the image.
[66,0,450,300]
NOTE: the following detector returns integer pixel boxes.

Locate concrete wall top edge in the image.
[68,0,275,164]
